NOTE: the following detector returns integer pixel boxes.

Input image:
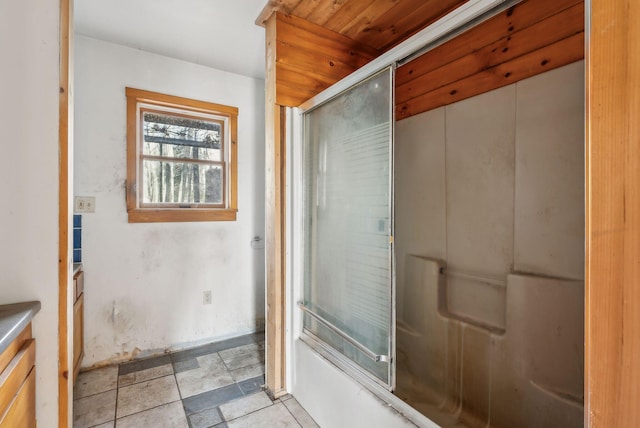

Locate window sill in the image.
[127,208,238,223]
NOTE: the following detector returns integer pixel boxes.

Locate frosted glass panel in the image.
[302,68,393,385]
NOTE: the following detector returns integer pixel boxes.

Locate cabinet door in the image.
[0,340,36,428]
[74,271,84,300]
[0,369,36,428]
[73,293,84,383]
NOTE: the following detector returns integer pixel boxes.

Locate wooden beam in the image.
[291,0,329,20]
[276,39,371,83]
[264,13,287,399]
[58,0,73,426]
[262,9,382,398]
[275,67,336,105]
[322,0,378,35]
[586,0,640,426]
[275,14,378,71]
[396,2,584,105]
[273,12,380,107]
[361,0,468,51]
[397,32,584,119]
[338,0,399,40]
[396,0,582,87]
[304,0,349,27]
[255,0,302,26]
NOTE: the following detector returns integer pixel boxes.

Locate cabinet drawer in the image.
[0,368,35,428]
[0,326,31,376]
[0,339,35,422]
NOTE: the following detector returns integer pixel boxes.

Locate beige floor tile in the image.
[284,398,319,428]
[116,375,181,418]
[218,343,261,361]
[116,401,188,428]
[229,363,265,382]
[196,352,223,366]
[222,351,264,371]
[188,407,224,428]
[176,360,235,398]
[219,392,273,421]
[227,403,301,428]
[75,366,119,399]
[118,363,174,387]
[73,389,117,428]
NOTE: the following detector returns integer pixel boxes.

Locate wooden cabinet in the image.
[74,270,84,300]
[73,270,85,383]
[0,324,35,428]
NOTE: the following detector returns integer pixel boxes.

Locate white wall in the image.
[74,35,265,366]
[513,62,585,278]
[395,61,584,329]
[0,0,62,426]
[396,61,584,282]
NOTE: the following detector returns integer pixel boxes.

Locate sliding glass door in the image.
[300,67,395,388]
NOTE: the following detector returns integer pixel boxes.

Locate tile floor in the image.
[73,333,319,428]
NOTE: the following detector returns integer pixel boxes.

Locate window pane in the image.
[142,111,222,161]
[142,159,223,205]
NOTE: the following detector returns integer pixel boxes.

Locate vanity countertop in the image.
[0,301,41,354]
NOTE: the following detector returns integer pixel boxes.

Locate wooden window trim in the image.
[126,87,239,223]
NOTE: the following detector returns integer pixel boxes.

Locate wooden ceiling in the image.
[396,0,584,118]
[260,0,585,115]
[258,0,469,52]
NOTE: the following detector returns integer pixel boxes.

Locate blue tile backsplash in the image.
[73,214,82,263]
[73,228,81,249]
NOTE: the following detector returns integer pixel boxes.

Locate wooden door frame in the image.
[59,0,73,425]
[584,0,640,426]
[264,12,287,398]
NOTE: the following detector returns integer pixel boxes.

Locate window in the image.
[125,88,238,222]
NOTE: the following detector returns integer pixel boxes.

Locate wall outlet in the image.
[75,196,96,213]
[203,290,212,305]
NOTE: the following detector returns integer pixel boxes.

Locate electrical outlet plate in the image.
[75,196,96,213]
[203,290,212,305]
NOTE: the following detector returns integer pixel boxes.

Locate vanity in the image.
[0,301,40,427]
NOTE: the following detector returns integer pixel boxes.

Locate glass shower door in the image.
[300,67,394,388]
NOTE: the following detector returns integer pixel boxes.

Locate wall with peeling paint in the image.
[74,35,265,367]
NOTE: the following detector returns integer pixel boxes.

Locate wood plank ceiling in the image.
[396,0,584,118]
[260,0,469,52]
[259,0,584,116]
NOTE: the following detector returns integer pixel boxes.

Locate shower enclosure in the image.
[293,2,584,427]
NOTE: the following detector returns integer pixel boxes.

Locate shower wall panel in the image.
[394,108,446,323]
[514,61,585,280]
[394,60,585,428]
